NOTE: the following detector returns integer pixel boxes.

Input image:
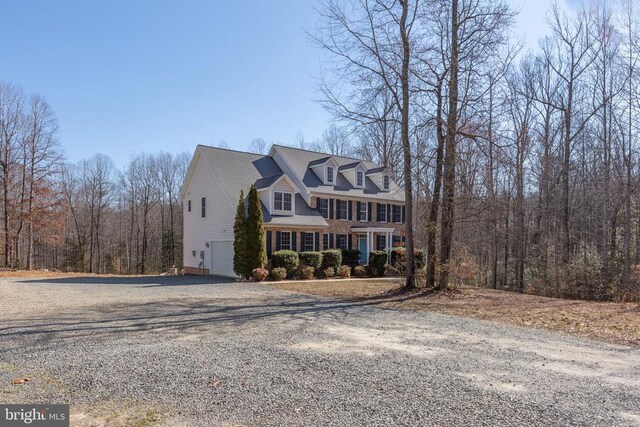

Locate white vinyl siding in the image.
[182,153,235,274]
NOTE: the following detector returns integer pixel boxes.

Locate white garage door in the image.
[210,241,236,277]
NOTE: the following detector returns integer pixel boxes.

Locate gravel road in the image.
[0,275,638,426]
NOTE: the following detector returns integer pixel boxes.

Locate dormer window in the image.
[356,170,364,187]
[326,166,335,184]
[383,175,390,191]
[274,191,293,212]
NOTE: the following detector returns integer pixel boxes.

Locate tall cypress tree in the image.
[245,185,267,270]
[233,190,249,278]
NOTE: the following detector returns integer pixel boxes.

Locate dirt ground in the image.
[267,279,640,347]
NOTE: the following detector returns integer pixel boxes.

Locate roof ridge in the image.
[197,144,267,157]
[272,144,371,163]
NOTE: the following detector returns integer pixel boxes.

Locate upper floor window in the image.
[337,200,348,220]
[317,198,329,219]
[359,202,367,222]
[274,191,293,212]
[377,203,387,222]
[393,205,402,223]
[326,166,335,184]
[356,170,364,187]
[188,200,191,212]
[201,197,206,217]
[383,175,390,191]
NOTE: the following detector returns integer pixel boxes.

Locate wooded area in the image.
[314,0,640,301]
[3,0,640,302]
[0,82,190,274]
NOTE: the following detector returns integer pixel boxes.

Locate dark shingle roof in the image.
[254,174,284,189]
[262,194,328,227]
[271,145,404,202]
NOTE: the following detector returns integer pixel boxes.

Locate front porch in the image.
[352,227,396,264]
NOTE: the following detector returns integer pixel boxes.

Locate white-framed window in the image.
[359,202,367,222]
[317,198,329,218]
[280,231,292,250]
[337,200,348,220]
[303,232,315,251]
[393,205,402,223]
[274,191,293,212]
[356,170,364,187]
[383,175,390,191]
[337,234,348,249]
[378,203,387,223]
[326,166,335,184]
[323,233,329,250]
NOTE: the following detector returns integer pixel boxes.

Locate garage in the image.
[209,241,236,277]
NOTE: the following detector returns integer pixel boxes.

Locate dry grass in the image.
[268,279,640,347]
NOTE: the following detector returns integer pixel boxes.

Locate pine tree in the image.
[245,185,267,270]
[233,190,249,278]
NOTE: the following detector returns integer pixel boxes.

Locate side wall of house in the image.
[182,153,235,274]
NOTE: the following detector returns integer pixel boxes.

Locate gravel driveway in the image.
[0,275,638,426]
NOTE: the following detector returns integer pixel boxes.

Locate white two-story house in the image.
[181,144,406,276]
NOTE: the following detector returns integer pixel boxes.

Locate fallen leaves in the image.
[11,377,30,385]
[208,379,222,389]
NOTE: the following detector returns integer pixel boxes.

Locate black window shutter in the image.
[335,199,341,219]
[266,231,272,258]
[330,199,335,219]
[330,233,335,248]
[348,234,353,250]
[275,231,282,251]
[387,204,391,221]
[300,232,305,250]
[367,202,372,222]
[291,232,297,251]
[356,201,361,221]
[314,232,320,251]
[348,201,353,220]
[401,206,406,223]
[316,197,322,209]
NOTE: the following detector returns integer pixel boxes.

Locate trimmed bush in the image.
[368,250,387,277]
[338,265,351,278]
[270,267,287,281]
[321,249,342,269]
[354,265,367,277]
[300,266,314,280]
[341,249,361,268]
[299,251,323,270]
[323,267,335,278]
[252,267,269,282]
[272,250,299,278]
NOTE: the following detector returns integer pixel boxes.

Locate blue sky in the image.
[1,0,569,166]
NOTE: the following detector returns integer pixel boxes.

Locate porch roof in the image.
[351,227,395,233]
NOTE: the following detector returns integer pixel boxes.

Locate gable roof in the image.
[271,145,404,202]
[192,145,283,204]
[183,145,328,227]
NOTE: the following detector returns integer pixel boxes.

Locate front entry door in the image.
[358,235,368,264]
